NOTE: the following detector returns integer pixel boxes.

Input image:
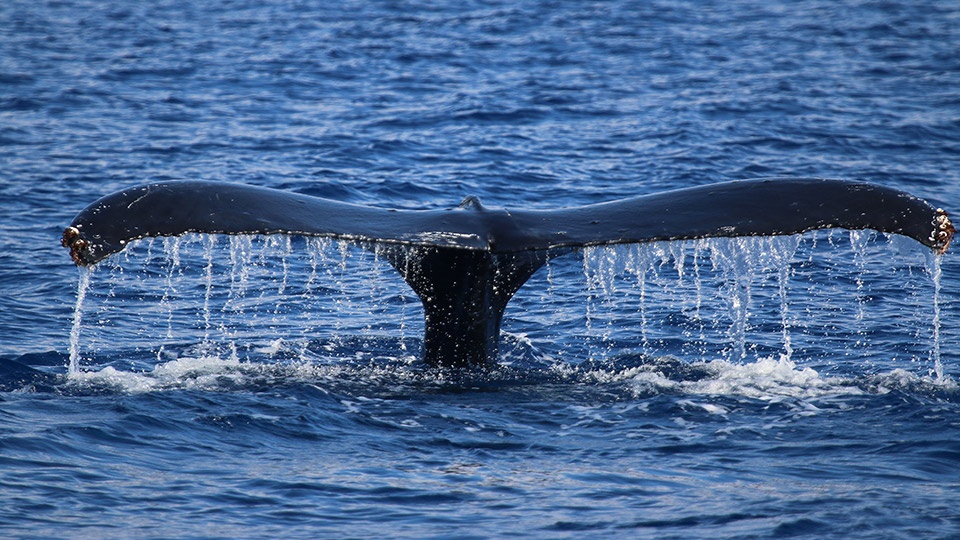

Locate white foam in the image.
[685,357,854,399]
[609,356,856,400]
[66,354,245,393]
[625,355,959,402]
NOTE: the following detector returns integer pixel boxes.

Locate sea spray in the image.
[578,236,802,364]
[159,236,182,353]
[66,231,944,378]
[706,239,752,360]
[848,230,872,353]
[68,266,93,374]
[926,250,944,380]
[776,250,794,361]
[65,235,410,367]
[201,234,216,347]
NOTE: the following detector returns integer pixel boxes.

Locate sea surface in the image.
[3,0,960,538]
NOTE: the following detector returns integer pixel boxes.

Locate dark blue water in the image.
[3,0,960,537]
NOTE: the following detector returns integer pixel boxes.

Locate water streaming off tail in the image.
[69,231,944,378]
[505,231,943,375]
[68,235,424,372]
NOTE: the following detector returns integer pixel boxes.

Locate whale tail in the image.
[62,178,953,367]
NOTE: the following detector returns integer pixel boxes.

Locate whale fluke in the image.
[62,178,953,367]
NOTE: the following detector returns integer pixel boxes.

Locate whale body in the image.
[62,178,953,367]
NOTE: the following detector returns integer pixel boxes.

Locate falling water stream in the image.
[67,230,945,380]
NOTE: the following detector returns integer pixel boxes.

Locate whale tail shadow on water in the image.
[62,178,954,367]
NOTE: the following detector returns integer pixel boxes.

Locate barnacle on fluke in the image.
[933,208,955,255]
[61,226,88,266]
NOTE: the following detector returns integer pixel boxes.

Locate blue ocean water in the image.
[3,0,960,537]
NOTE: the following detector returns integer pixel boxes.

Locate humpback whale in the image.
[62,178,953,367]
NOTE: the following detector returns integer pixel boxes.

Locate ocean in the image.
[2,0,960,537]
